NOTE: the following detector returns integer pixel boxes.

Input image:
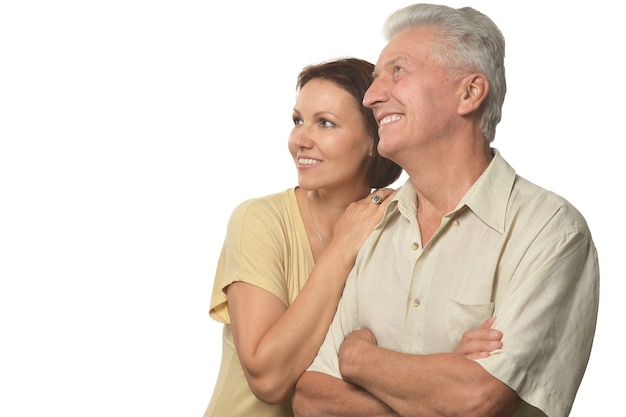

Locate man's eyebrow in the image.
[372,55,407,80]
[385,55,407,68]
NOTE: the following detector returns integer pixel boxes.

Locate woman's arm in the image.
[228,189,396,404]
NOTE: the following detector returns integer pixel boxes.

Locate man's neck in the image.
[406,145,493,245]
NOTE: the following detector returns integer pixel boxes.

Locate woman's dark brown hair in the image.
[296,58,402,188]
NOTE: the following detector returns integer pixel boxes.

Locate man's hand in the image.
[453,317,503,359]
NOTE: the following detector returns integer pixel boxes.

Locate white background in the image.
[1,1,621,415]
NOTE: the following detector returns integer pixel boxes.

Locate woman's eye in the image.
[293,117,303,126]
[319,119,335,128]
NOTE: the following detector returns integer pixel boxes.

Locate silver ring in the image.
[371,195,383,205]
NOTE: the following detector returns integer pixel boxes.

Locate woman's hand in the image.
[330,188,397,254]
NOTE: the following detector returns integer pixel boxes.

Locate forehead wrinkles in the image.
[389,27,444,63]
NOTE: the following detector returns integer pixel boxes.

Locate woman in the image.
[204,58,500,417]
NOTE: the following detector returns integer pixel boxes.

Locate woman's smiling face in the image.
[289,78,372,193]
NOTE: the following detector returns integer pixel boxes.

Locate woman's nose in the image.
[289,125,314,150]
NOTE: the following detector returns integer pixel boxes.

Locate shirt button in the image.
[412,298,421,307]
[411,242,419,250]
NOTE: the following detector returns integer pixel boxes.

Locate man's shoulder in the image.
[511,175,592,236]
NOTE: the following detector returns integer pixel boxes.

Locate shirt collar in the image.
[456,149,515,233]
[390,148,516,234]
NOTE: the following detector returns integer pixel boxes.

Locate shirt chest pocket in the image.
[444,299,495,349]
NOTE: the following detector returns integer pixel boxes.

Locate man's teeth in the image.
[299,158,320,165]
[380,114,402,126]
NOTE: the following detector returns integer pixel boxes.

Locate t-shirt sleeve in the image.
[209,199,289,323]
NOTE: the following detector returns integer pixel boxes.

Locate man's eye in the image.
[394,65,403,73]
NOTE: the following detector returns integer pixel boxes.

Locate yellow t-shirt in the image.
[204,188,314,417]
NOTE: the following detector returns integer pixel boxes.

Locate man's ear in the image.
[458,73,489,116]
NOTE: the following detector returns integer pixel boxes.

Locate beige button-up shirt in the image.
[309,150,599,417]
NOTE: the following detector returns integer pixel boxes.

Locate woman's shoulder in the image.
[228,188,298,224]
[234,188,295,210]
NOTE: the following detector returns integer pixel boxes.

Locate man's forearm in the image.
[293,371,399,417]
[340,340,520,417]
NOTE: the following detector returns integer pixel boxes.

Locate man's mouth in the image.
[379,114,403,126]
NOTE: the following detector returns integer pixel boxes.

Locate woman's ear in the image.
[458,73,489,116]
